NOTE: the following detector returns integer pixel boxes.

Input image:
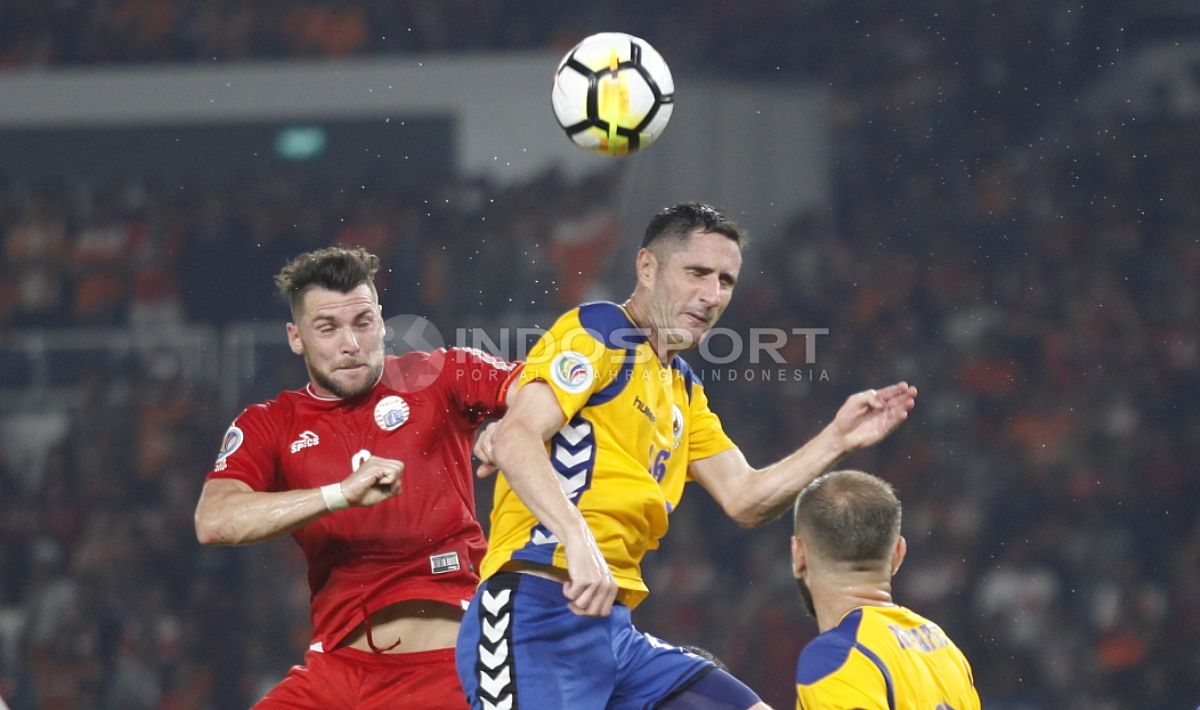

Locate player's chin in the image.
[327,368,377,398]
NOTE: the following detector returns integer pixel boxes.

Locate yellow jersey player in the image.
[792,470,981,710]
[457,203,919,710]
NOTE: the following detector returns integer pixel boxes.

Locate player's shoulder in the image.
[559,301,644,349]
[224,394,299,449]
[236,391,300,424]
[442,346,518,371]
[860,604,940,636]
[796,608,866,685]
[383,349,515,386]
[380,351,443,393]
[385,350,436,371]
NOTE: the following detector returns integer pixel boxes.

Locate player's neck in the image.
[621,297,678,364]
[812,575,895,633]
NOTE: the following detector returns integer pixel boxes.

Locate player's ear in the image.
[791,535,807,579]
[890,535,907,576]
[635,248,657,286]
[286,322,304,356]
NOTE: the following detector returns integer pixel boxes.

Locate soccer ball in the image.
[552,32,674,156]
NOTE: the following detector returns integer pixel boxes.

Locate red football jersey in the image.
[207,348,520,650]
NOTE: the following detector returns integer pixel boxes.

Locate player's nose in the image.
[339,327,361,353]
[696,275,722,306]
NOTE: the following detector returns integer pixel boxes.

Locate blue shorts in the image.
[456,572,713,710]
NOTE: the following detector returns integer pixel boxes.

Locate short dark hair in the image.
[274,246,380,315]
[793,470,901,567]
[641,202,747,251]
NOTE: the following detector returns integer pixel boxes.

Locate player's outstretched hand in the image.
[562,530,618,617]
[832,382,918,452]
[474,422,500,479]
[340,456,405,507]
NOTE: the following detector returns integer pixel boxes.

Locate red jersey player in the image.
[194,246,519,709]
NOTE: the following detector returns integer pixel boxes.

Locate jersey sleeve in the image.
[205,403,280,491]
[517,305,632,422]
[439,347,523,424]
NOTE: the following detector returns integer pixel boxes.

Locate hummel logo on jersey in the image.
[290,431,320,454]
[632,396,657,424]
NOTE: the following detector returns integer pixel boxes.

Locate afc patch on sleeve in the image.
[550,351,594,393]
[430,551,461,575]
[214,425,244,471]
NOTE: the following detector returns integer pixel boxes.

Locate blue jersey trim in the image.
[587,352,637,406]
[854,642,896,710]
[574,302,643,408]
[578,301,645,348]
[669,356,698,402]
[795,608,863,685]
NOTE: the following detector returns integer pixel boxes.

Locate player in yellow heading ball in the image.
[458,202,918,709]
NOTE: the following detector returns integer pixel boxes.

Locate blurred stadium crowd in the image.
[1,1,1197,709]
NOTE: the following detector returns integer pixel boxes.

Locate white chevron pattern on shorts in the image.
[479,639,509,669]
[482,615,510,642]
[482,696,513,710]
[482,589,511,616]
[476,579,517,709]
[479,667,511,698]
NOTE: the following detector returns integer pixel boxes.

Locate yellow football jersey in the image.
[480,302,736,608]
[796,605,980,710]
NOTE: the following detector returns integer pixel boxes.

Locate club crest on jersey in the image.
[374,395,410,431]
[550,351,594,394]
[214,425,243,471]
[671,404,684,448]
[289,430,320,454]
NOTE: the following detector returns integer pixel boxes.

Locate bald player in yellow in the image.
[792,470,981,710]
[456,203,919,710]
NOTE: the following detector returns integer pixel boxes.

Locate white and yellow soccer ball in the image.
[551,32,675,156]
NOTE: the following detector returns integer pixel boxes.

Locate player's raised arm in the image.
[490,381,618,617]
[194,456,404,546]
[689,382,917,529]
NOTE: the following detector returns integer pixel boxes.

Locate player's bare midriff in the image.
[341,599,465,653]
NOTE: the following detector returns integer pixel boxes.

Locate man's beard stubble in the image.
[310,360,382,399]
[797,577,816,618]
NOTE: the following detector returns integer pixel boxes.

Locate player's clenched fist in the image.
[473,422,500,479]
[340,456,405,507]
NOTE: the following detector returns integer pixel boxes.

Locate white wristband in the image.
[320,483,350,512]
